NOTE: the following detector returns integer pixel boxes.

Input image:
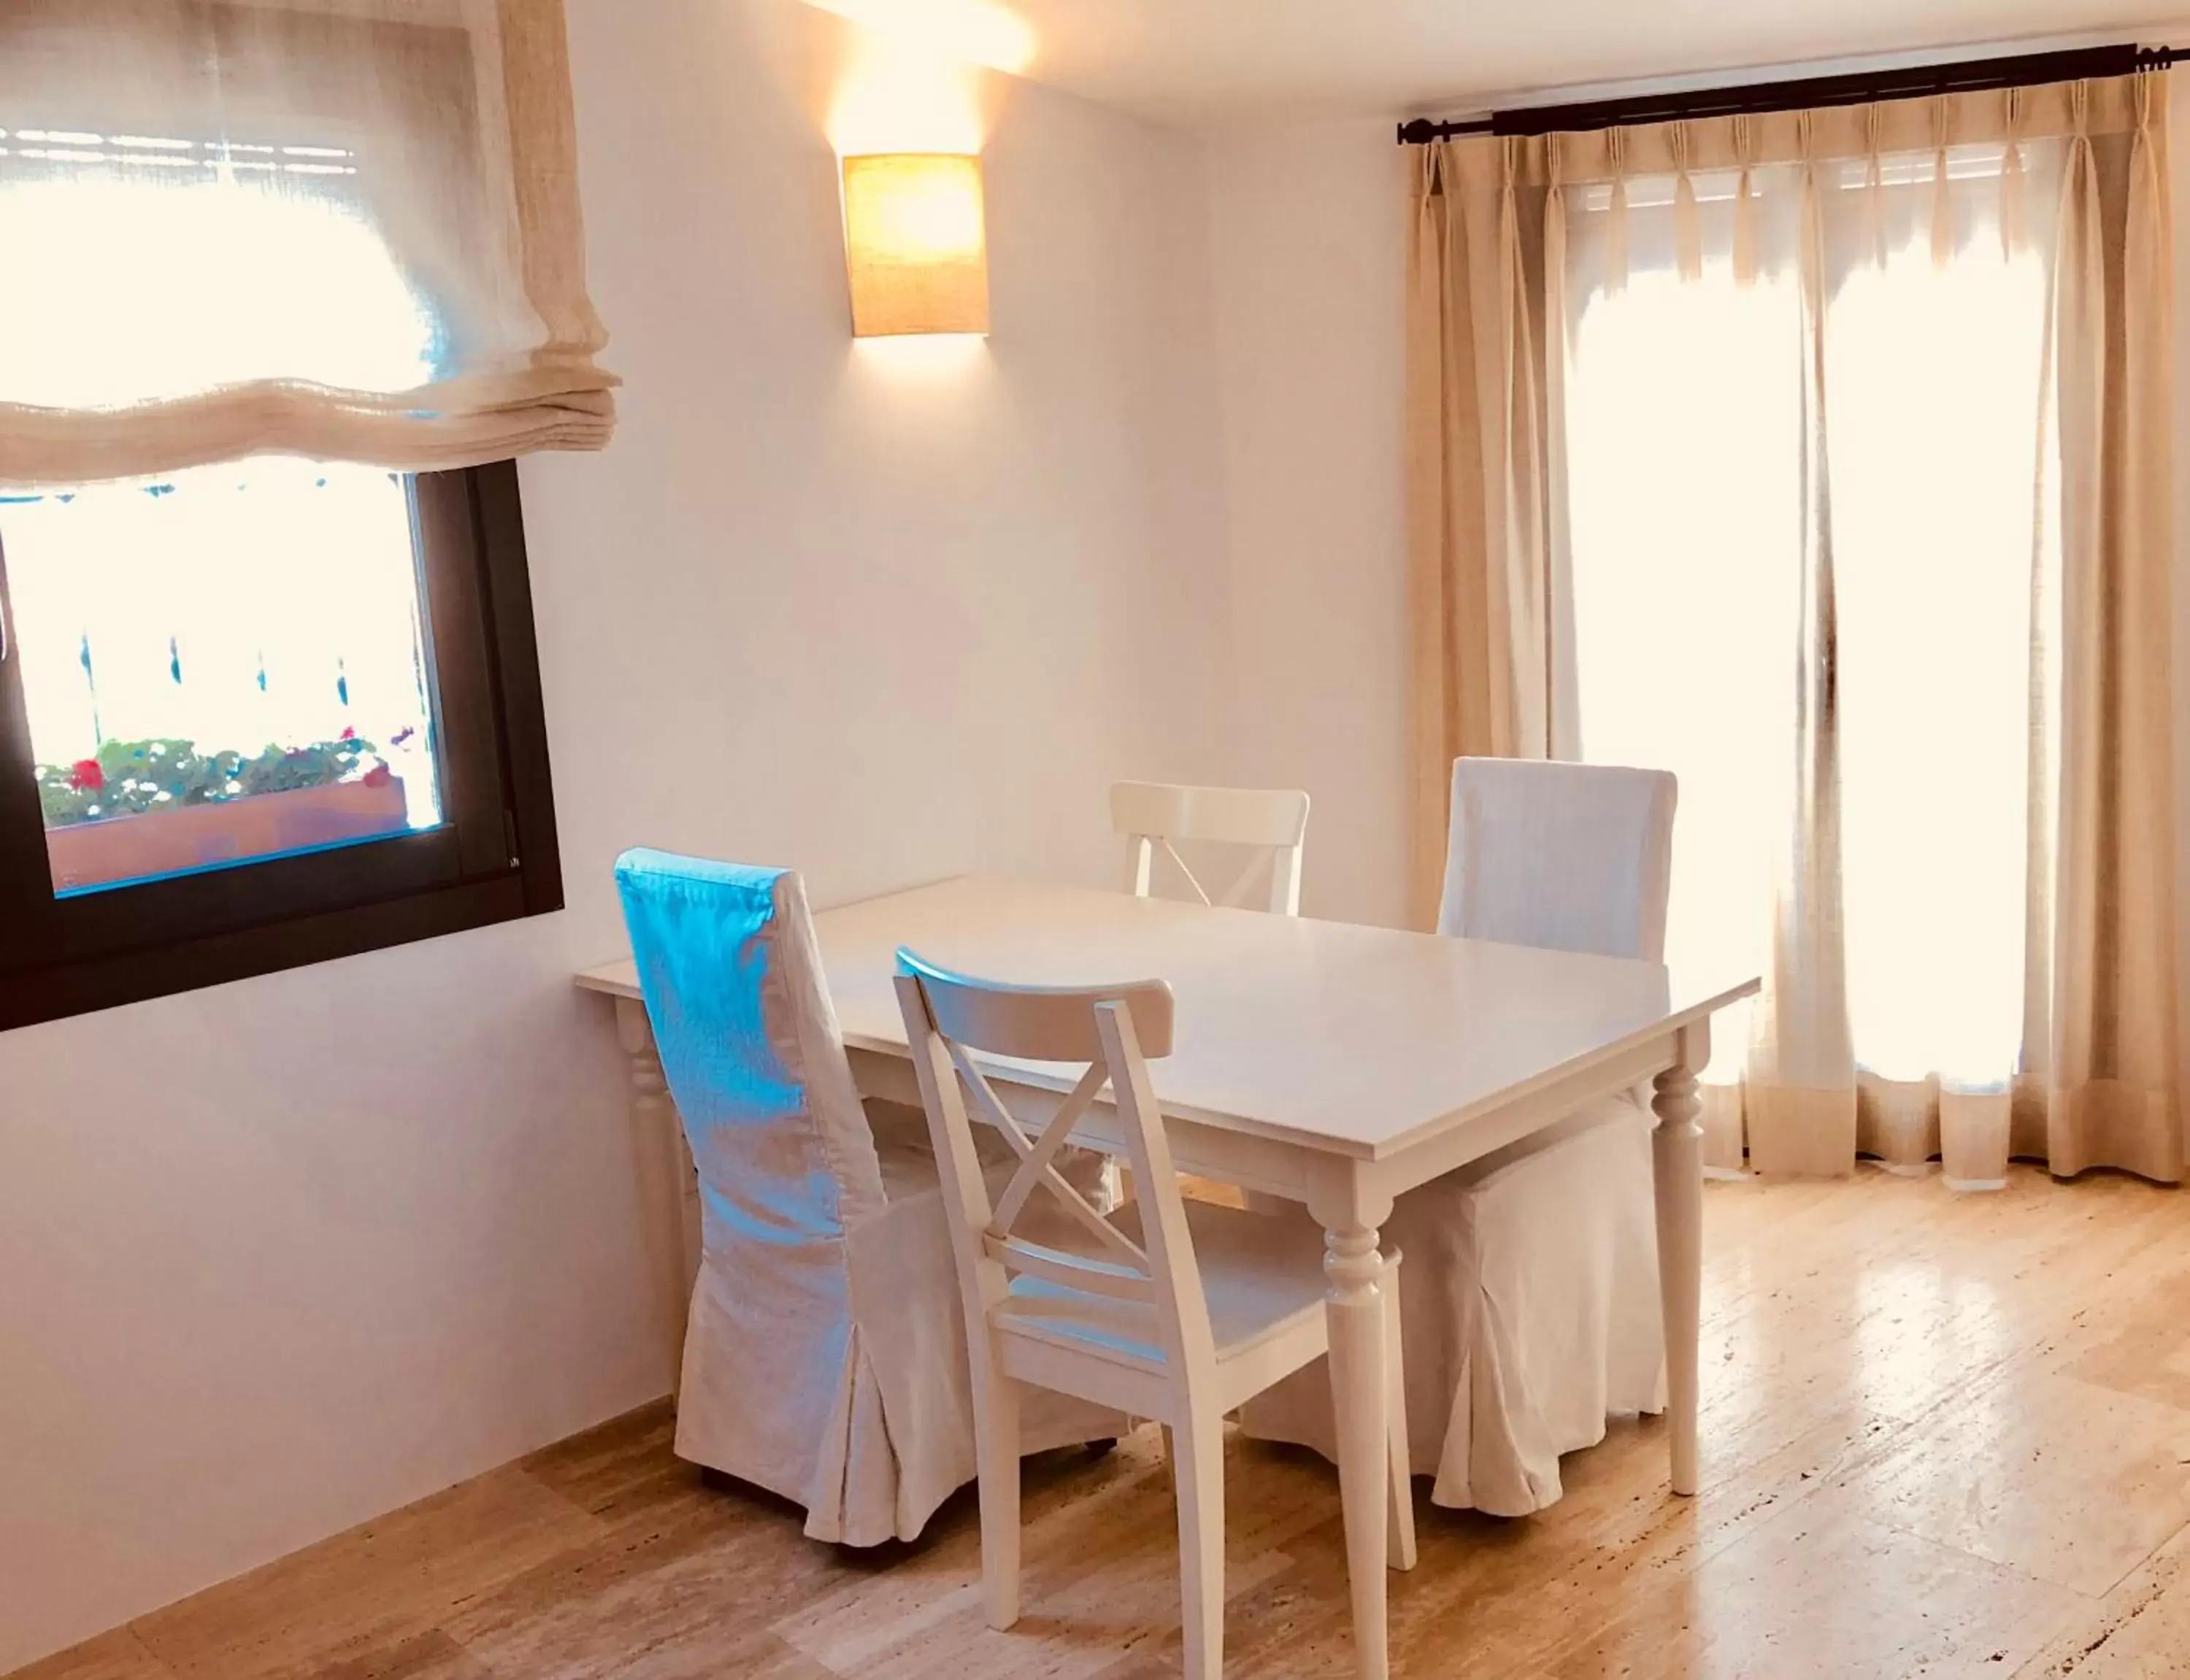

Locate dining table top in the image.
[577,874,1757,1163]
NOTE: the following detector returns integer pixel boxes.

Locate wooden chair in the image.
[1110,781,1311,916]
[895,950,1413,1679]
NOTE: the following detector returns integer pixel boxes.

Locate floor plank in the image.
[12,1165,2189,1680]
[128,1467,607,1680]
[4,1632,176,1680]
[1821,1365,2190,1598]
[2017,1527,2190,1678]
[1539,1504,2078,1680]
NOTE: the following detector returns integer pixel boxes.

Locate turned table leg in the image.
[616,996,699,1390]
[1652,1020,1708,1497]
[1314,1169,1396,1680]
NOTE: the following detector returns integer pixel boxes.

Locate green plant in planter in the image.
[36,733,385,827]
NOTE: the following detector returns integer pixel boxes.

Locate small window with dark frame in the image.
[0,1,608,1030]
[0,459,563,1032]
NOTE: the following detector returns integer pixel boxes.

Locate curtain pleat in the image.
[1746,123,1859,1176]
[2013,94,2065,1171]
[1405,142,1570,928]
[2046,78,2182,1180]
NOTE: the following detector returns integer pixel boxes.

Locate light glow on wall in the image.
[827,29,989,157]
[805,0,1035,75]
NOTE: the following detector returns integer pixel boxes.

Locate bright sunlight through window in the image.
[1567,188,2056,1098]
[0,145,436,405]
[0,149,443,894]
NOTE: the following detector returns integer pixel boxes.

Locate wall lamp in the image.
[840,152,989,338]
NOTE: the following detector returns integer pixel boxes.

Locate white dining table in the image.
[577,874,1758,1680]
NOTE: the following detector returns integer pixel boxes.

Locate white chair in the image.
[1242,758,1675,1515]
[896,950,1414,1679]
[614,849,1122,1548]
[1112,780,1311,916]
[1434,757,1675,960]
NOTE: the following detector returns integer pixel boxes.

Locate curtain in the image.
[0,0,614,488]
[2048,80,2181,1179]
[1405,137,1577,928]
[1407,73,2181,1183]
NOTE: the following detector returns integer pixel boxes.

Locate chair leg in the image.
[1383,1252,1417,1571]
[972,1357,1022,1630]
[1172,1405,1226,1680]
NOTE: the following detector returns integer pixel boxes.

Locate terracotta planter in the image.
[45,777,411,893]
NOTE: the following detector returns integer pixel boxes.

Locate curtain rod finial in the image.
[1397,115,1492,146]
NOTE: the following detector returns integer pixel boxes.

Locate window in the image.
[1564,252,1799,1089]
[0,3,594,1031]
[0,461,562,1030]
[1562,142,2060,1103]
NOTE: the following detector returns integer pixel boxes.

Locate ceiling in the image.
[818,0,2189,126]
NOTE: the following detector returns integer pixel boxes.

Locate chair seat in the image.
[869,1098,1023,1204]
[994,1197,1327,1370]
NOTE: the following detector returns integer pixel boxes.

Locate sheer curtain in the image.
[1407,74,2181,1182]
[0,0,614,486]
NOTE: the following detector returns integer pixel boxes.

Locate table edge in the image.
[573,876,1761,1162]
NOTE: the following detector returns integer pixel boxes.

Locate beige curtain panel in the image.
[0,0,615,488]
[1407,72,2181,1182]
[1405,134,1572,927]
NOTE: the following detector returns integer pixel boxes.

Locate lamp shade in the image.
[840,152,989,337]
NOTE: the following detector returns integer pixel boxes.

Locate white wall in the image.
[1204,121,1413,928]
[0,1,1234,1666]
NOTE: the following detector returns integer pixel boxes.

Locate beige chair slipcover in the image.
[615,849,1121,1544]
[1242,760,1672,1513]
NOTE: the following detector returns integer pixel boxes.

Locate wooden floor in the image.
[20,1165,2190,1680]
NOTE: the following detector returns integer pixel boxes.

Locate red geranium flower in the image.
[362,764,393,789]
[339,726,356,741]
[69,758,104,793]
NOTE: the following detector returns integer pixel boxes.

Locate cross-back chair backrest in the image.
[1110,780,1311,916]
[893,949,1215,1373]
[1437,758,1678,962]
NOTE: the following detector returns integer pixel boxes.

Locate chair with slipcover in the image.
[615,847,1122,1544]
[1240,758,1675,1514]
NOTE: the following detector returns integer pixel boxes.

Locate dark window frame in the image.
[0,461,562,1032]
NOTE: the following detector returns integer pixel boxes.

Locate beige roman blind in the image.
[0,0,615,488]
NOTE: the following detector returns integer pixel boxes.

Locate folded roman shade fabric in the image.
[0,0,615,487]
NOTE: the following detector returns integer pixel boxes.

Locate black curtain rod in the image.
[1396,42,2181,145]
